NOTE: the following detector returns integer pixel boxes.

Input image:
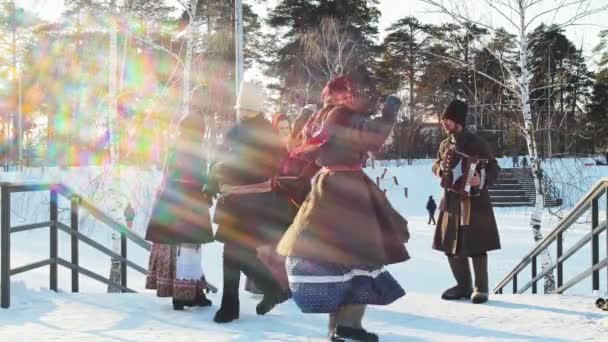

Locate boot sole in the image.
[213,315,239,323]
[441,294,472,300]
[471,292,489,304]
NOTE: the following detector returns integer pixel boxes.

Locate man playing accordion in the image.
[432,99,501,304]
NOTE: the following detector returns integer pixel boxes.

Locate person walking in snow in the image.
[145,105,214,310]
[426,196,437,225]
[276,69,410,342]
[512,154,519,168]
[124,203,135,229]
[521,156,529,168]
[432,99,501,305]
[211,81,291,323]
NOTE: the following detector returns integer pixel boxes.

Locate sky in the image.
[12,0,608,66]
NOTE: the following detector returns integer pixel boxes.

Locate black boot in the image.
[214,244,241,323]
[196,290,212,307]
[471,254,489,304]
[213,296,239,323]
[334,326,379,342]
[172,298,187,311]
[442,255,473,300]
[329,332,345,342]
[256,290,290,315]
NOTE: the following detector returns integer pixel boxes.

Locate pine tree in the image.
[586,69,608,149]
[266,0,381,107]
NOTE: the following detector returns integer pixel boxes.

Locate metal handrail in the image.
[1,181,151,308]
[494,177,608,294]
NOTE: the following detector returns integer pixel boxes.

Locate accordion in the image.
[440,148,488,197]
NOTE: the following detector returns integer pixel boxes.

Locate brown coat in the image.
[145,146,213,245]
[276,105,410,266]
[432,129,501,256]
[211,115,289,249]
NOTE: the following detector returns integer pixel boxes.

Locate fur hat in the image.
[236,81,266,120]
[442,99,468,126]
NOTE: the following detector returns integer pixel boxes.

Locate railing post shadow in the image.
[50,189,58,292]
[71,196,79,293]
[591,198,599,292]
[1,186,11,308]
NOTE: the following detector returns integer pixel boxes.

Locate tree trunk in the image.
[518,3,555,294]
[181,0,198,122]
[108,0,119,164]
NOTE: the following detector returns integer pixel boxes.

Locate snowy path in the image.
[1,285,607,341]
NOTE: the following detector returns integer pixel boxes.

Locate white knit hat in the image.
[235,81,266,116]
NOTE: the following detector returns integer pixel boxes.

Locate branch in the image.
[485,0,520,30]
[132,35,184,67]
[422,0,503,34]
[529,0,608,31]
[422,50,520,95]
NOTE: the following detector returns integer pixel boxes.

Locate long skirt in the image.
[146,243,206,301]
[286,256,405,313]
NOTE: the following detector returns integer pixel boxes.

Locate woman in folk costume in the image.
[145,108,214,311]
[211,81,291,323]
[276,69,410,342]
[432,100,501,304]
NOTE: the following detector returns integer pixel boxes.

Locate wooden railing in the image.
[0,182,151,308]
[494,178,608,295]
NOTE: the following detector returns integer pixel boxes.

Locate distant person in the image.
[287,104,317,151]
[272,113,292,146]
[521,156,528,168]
[604,147,608,166]
[426,196,437,225]
[124,203,135,229]
[512,155,519,168]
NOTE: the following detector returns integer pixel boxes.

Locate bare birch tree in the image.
[296,16,367,103]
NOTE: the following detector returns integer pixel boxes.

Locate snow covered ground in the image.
[2,284,607,342]
[1,159,607,341]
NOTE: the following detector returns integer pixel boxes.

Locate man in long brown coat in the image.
[432,99,501,304]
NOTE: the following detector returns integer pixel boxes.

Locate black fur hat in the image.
[442,99,468,126]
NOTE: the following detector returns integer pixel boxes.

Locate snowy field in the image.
[1,159,607,341]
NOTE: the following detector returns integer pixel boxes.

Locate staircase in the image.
[489,167,562,207]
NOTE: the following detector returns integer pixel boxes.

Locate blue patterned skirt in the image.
[286,256,405,313]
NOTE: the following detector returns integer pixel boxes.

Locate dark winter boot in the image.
[442,255,473,300]
[172,298,186,311]
[196,290,212,307]
[256,290,290,315]
[214,248,241,323]
[334,326,379,342]
[329,333,345,342]
[213,296,239,323]
[471,254,489,304]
